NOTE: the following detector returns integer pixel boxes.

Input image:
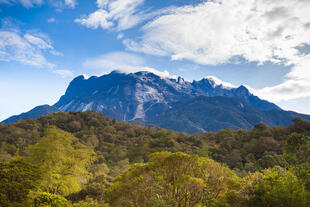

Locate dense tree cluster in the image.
[0,111,309,206]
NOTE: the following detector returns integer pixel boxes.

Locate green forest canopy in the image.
[0,111,309,206]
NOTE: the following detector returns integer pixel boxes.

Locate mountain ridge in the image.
[54,70,279,120]
[2,105,60,124]
[2,70,308,133]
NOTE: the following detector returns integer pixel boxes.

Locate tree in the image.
[72,197,108,207]
[33,192,70,207]
[26,126,95,196]
[106,152,240,207]
[244,167,307,207]
[254,154,288,171]
[284,133,310,190]
[0,160,40,207]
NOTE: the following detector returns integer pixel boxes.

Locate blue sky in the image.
[1,0,310,121]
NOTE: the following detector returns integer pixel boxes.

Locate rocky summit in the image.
[3,71,310,133]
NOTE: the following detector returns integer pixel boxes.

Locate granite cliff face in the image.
[4,71,309,133]
[54,71,279,122]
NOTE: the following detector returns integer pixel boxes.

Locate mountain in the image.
[2,105,60,124]
[2,71,309,132]
[54,71,278,120]
[149,96,310,133]
[191,79,279,111]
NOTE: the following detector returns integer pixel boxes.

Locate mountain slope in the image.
[54,71,279,121]
[2,105,60,124]
[191,80,279,110]
[148,96,310,133]
[54,71,188,121]
[3,71,308,133]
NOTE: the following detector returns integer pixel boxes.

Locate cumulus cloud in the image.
[75,9,112,29]
[120,0,310,102]
[83,51,173,78]
[75,0,147,31]
[253,54,310,102]
[125,0,310,65]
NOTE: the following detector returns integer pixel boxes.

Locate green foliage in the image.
[72,198,108,207]
[68,174,109,203]
[106,152,240,207]
[33,192,70,207]
[1,112,310,206]
[245,167,308,207]
[284,133,310,190]
[26,126,95,196]
[254,154,288,171]
[0,159,40,207]
[2,111,310,174]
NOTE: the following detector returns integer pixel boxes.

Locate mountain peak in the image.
[177,76,185,84]
[204,76,236,89]
[3,70,287,132]
[73,75,86,81]
[235,85,251,94]
[54,70,279,117]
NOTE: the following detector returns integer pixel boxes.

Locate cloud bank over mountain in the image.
[76,0,310,102]
[82,51,173,78]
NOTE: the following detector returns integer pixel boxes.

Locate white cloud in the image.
[75,0,146,31]
[120,0,310,102]
[64,0,75,8]
[0,29,71,77]
[47,17,56,23]
[125,0,310,65]
[0,0,76,8]
[96,0,108,8]
[52,69,73,78]
[24,34,53,49]
[117,33,124,40]
[83,51,173,78]
[0,29,67,66]
[75,9,113,29]
[205,76,236,89]
[254,54,310,102]
[0,30,54,67]
[254,80,310,102]
[83,51,145,70]
[16,0,43,8]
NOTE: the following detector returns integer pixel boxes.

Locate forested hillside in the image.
[0,111,309,206]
